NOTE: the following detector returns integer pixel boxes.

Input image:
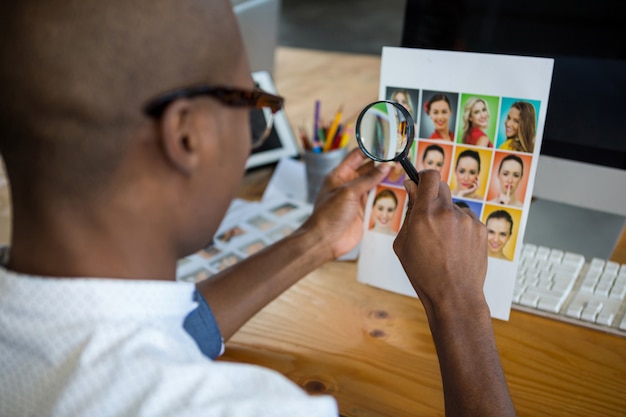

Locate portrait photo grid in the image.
[368,87,540,263]
[358,47,554,320]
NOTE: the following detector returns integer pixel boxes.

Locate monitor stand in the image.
[524,198,626,261]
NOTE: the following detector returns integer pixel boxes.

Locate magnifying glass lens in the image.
[355,100,420,183]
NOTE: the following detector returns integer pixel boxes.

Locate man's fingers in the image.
[346,162,391,196]
[414,170,443,206]
[335,147,367,173]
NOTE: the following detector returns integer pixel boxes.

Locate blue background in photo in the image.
[496,97,541,148]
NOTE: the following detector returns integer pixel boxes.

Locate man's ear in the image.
[159,99,200,175]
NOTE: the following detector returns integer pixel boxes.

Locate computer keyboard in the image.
[512,243,626,337]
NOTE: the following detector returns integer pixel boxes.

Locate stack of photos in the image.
[176,197,312,283]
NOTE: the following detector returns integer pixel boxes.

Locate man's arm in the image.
[197,149,391,340]
[393,170,516,417]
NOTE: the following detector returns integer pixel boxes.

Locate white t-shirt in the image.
[0,267,337,416]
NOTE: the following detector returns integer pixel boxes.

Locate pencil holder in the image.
[303,147,348,204]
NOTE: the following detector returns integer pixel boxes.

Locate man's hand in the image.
[300,148,391,261]
[393,170,516,417]
[393,169,488,312]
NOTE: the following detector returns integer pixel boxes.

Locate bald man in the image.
[0,1,514,416]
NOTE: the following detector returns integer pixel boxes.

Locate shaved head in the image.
[0,0,246,199]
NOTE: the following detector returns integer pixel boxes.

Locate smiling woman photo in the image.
[369,188,399,235]
[452,149,482,199]
[485,210,514,260]
[461,97,492,148]
[425,94,454,141]
[499,101,537,153]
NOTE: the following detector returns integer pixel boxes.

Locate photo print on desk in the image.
[176,196,313,283]
[360,47,554,320]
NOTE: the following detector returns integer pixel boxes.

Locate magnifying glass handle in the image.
[399,157,420,185]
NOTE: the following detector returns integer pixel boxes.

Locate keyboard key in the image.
[589,258,606,271]
[539,270,554,280]
[595,281,612,297]
[549,249,564,263]
[596,310,615,326]
[562,252,585,268]
[522,244,537,257]
[566,301,585,319]
[581,277,598,293]
[610,283,626,300]
[538,296,564,313]
[584,269,601,282]
[605,261,620,276]
[519,293,540,308]
[552,276,575,294]
[581,300,603,322]
[535,246,550,260]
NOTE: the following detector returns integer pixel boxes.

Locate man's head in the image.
[0,0,255,272]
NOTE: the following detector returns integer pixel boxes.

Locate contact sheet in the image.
[358,47,554,320]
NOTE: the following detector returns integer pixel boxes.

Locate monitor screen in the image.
[401,0,626,216]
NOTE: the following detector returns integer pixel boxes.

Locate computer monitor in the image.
[401,0,626,258]
[233,0,280,74]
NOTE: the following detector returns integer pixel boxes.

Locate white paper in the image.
[262,157,307,203]
[358,47,554,320]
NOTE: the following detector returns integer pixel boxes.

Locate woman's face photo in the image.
[428,100,451,131]
[470,100,490,130]
[393,92,411,113]
[498,159,523,195]
[423,150,445,172]
[373,196,397,228]
[486,218,512,255]
[504,106,521,138]
[455,156,480,191]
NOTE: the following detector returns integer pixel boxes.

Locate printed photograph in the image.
[368,185,407,236]
[482,205,522,261]
[270,202,298,217]
[456,93,500,148]
[450,146,493,200]
[216,226,246,244]
[419,90,459,141]
[247,215,276,231]
[416,140,453,183]
[496,97,540,153]
[487,151,533,207]
[239,239,267,256]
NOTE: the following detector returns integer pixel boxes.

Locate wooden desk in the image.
[223,47,626,416]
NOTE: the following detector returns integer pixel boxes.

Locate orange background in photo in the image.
[416,140,454,183]
[486,151,533,204]
[368,184,407,234]
[449,145,493,200]
[482,204,523,261]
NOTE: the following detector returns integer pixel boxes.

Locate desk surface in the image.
[222,47,626,416]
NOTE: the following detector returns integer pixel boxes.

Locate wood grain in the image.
[221,261,626,417]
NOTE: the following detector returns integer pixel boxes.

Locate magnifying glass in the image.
[355,100,420,184]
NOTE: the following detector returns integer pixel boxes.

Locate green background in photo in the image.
[456,93,501,146]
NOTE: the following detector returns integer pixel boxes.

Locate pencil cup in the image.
[303,147,348,204]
